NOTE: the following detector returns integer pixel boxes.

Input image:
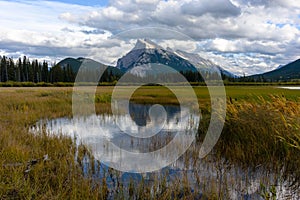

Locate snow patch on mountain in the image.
[174,50,217,70]
[174,50,236,77]
[133,39,163,50]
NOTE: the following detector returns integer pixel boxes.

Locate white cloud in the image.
[0,0,117,62]
[181,0,241,18]
[134,0,160,4]
[160,39,198,52]
[235,0,300,9]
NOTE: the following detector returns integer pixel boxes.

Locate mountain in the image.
[173,50,236,78]
[276,65,284,70]
[57,57,81,72]
[249,59,300,81]
[57,57,122,76]
[116,39,198,75]
[116,39,234,78]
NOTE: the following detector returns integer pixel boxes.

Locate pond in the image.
[278,86,300,90]
[31,103,299,199]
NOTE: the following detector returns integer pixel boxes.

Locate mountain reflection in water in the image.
[31,103,299,199]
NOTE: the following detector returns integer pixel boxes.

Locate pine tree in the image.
[50,64,63,83]
[42,61,48,82]
[7,58,15,81]
[1,56,8,82]
[23,56,29,82]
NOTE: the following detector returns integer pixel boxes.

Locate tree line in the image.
[0,56,76,83]
[0,56,124,83]
[2,55,276,84]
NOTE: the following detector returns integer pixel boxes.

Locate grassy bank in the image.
[0,88,108,199]
[0,86,299,199]
[1,81,300,87]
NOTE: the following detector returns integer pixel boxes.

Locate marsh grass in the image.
[218,95,300,168]
[0,88,104,199]
[208,95,300,198]
[0,86,299,199]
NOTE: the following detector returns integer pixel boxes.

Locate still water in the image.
[32,103,299,199]
[278,86,300,90]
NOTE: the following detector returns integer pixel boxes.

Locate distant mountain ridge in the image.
[249,59,300,81]
[173,49,236,78]
[57,57,122,76]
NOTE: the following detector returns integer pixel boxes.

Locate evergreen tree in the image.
[7,58,15,81]
[42,61,48,82]
[1,56,8,82]
[23,56,29,82]
[50,65,63,83]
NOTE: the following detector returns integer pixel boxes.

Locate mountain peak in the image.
[133,39,163,50]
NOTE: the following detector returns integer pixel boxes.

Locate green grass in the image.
[224,86,300,101]
[94,85,299,103]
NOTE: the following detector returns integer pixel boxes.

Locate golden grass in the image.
[217,96,300,168]
[0,88,104,199]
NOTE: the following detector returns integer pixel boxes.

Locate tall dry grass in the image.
[0,88,105,199]
[214,95,300,185]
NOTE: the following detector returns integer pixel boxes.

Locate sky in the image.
[0,0,300,75]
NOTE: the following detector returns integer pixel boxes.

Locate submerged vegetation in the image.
[0,86,299,199]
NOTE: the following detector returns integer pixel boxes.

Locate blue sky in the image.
[48,0,108,6]
[0,0,300,75]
